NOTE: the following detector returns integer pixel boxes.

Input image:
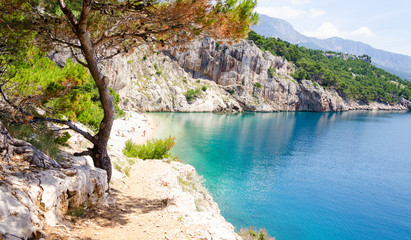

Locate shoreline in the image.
[108,111,155,155]
[140,108,410,114]
[71,111,241,239]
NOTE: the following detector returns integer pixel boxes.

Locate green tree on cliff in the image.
[0,0,258,183]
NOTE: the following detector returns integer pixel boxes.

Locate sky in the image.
[254,0,411,56]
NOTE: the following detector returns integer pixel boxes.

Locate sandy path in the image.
[71,160,191,240]
[68,113,197,239]
[49,112,239,240]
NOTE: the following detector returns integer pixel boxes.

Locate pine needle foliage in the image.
[3,47,123,131]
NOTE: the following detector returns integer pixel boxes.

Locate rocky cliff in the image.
[96,38,410,112]
[49,37,410,112]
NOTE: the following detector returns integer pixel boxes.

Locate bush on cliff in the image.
[123,136,178,160]
[239,227,275,240]
[185,88,203,103]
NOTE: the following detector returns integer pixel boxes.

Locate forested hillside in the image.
[248,31,411,104]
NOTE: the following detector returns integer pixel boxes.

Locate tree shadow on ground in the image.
[75,188,171,228]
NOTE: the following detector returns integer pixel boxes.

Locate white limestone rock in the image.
[0,155,108,239]
[49,38,411,112]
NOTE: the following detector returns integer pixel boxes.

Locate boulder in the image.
[0,121,108,239]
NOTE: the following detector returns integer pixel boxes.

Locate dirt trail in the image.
[45,112,239,240]
[71,160,193,240]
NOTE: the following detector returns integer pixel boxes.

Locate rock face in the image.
[48,38,411,112]
[98,45,241,112]
[95,38,410,112]
[171,38,411,111]
[163,160,241,240]
[0,121,108,239]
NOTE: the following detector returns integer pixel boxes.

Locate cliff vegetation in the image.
[248,31,411,104]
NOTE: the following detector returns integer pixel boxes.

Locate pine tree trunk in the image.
[90,143,112,184]
[77,20,114,184]
[59,0,115,183]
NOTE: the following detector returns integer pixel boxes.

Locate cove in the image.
[149,111,411,240]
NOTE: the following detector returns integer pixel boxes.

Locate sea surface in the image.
[149,111,411,240]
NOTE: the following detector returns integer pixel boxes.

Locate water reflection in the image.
[149,111,409,180]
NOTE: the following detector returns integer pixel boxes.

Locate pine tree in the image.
[0,0,258,183]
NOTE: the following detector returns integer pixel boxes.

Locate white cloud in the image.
[255,6,325,20]
[303,22,375,39]
[309,8,325,18]
[303,22,341,38]
[350,26,374,38]
[255,6,305,19]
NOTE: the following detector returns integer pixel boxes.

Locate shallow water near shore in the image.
[149,111,411,240]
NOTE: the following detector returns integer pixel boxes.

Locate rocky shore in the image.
[0,113,240,240]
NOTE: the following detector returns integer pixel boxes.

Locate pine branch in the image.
[69,46,89,68]
[49,35,82,49]
[0,84,96,144]
[58,0,79,27]
[74,149,93,157]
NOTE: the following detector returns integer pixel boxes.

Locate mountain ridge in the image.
[252,14,411,80]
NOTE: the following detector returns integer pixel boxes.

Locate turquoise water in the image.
[149,112,411,240]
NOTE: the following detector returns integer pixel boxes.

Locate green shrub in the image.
[227,89,235,95]
[255,82,263,89]
[114,162,122,172]
[124,166,131,177]
[268,67,275,78]
[123,136,177,160]
[68,205,86,217]
[123,139,139,157]
[179,177,195,191]
[184,88,202,102]
[127,158,136,165]
[8,47,90,99]
[54,132,71,145]
[239,227,275,240]
[154,63,162,75]
[142,55,147,61]
[50,79,123,132]
[202,85,207,92]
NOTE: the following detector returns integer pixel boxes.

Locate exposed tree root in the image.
[0,121,60,169]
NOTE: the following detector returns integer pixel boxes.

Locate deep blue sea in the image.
[149,111,411,240]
